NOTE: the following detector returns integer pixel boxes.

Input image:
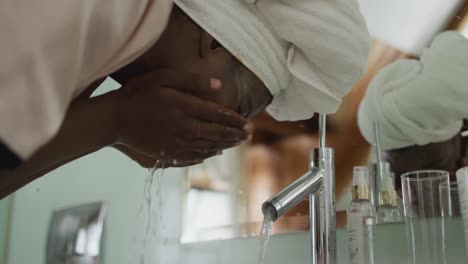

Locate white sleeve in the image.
[0,0,172,159]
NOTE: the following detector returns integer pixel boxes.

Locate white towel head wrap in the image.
[174,0,370,121]
[358,31,468,150]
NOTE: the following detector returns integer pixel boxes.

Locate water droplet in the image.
[163,238,169,245]
[36,188,40,192]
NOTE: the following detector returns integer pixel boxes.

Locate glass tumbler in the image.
[401,170,450,264]
[439,181,467,262]
[457,167,468,259]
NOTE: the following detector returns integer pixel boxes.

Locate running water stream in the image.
[258,209,274,264]
[144,164,158,236]
[138,161,166,264]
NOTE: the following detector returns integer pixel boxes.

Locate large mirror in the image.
[181,0,468,242]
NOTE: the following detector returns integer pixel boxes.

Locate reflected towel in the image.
[358,31,468,150]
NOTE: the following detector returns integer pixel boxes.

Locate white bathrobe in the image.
[0,0,172,159]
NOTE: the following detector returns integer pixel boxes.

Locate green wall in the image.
[6,147,182,264]
[0,197,11,264]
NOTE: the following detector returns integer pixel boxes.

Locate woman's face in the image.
[122,7,271,118]
[136,8,242,113]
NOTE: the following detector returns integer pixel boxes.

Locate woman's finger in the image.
[173,91,247,129]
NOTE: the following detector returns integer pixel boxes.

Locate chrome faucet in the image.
[262,115,336,264]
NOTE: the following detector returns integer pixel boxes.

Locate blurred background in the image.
[183,0,468,240]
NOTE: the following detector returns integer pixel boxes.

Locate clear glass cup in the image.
[439,182,467,262]
[401,170,450,264]
[456,167,468,258]
[439,182,461,217]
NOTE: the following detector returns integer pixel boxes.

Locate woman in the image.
[0,0,370,198]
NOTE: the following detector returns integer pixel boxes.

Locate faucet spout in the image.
[262,167,323,222]
[261,114,336,264]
